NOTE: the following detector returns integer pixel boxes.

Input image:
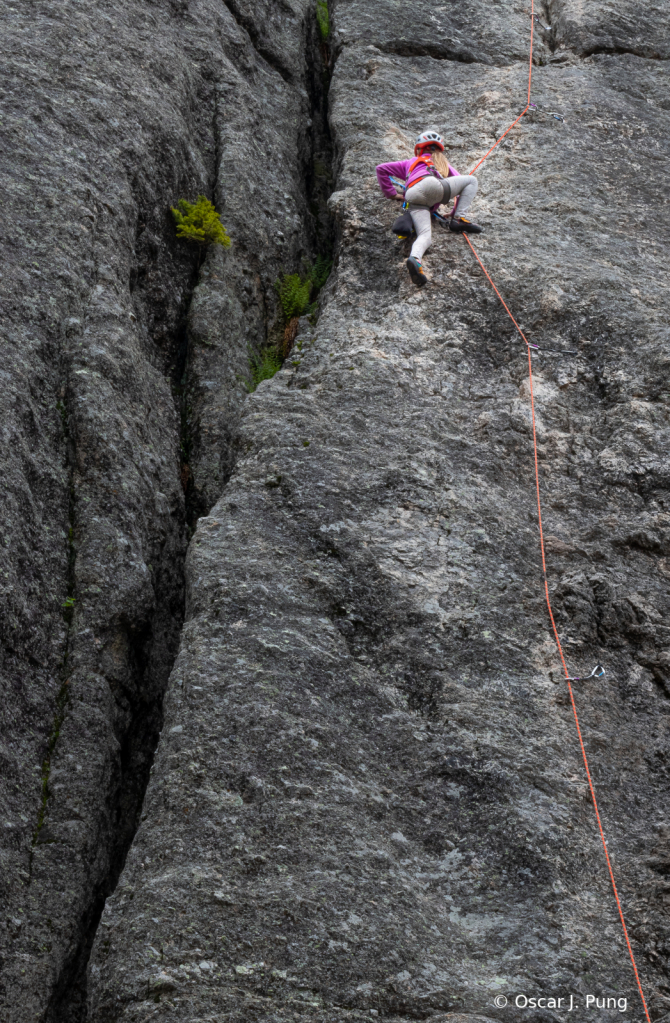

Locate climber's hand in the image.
[392,193,404,201]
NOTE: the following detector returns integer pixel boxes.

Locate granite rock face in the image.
[0,0,318,1019]
[3,0,670,1021]
[87,0,670,1020]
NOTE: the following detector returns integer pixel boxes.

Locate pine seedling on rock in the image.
[171,195,231,249]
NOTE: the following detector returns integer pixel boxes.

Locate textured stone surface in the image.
[0,0,316,1019]
[87,5,670,1023]
[330,0,545,65]
[549,0,670,60]
[3,0,670,1021]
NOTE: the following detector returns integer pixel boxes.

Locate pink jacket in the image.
[376,158,460,212]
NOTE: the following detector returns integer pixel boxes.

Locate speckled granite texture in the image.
[2,0,670,1021]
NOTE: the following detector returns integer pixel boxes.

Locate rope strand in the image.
[462,234,651,1023]
[460,4,651,1016]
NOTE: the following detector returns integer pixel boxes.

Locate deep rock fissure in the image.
[305,11,335,256]
[44,13,336,1020]
[220,0,294,83]
[43,208,206,1023]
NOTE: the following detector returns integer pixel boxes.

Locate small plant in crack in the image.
[309,253,332,290]
[171,196,231,263]
[243,258,332,391]
[243,346,283,393]
[276,272,312,320]
[316,0,329,39]
[61,596,76,624]
[275,257,332,356]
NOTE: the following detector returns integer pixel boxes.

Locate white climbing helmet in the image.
[414,130,445,155]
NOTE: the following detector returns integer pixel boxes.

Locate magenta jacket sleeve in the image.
[375,160,410,198]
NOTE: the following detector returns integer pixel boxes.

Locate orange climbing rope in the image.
[463,5,651,1020]
[469,13,534,175]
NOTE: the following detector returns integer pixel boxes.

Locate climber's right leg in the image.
[443,175,483,233]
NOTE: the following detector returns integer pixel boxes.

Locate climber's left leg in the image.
[408,207,432,261]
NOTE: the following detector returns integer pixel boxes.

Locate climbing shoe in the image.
[406,256,427,288]
[449,216,483,234]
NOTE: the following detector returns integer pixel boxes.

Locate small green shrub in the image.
[171,196,231,248]
[275,257,332,321]
[244,346,282,392]
[308,254,332,290]
[316,0,329,39]
[275,273,312,319]
[252,256,332,386]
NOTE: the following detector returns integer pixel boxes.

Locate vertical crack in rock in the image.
[305,7,335,255]
[181,5,334,518]
[34,6,336,1022]
[42,185,206,1023]
[84,1,670,1018]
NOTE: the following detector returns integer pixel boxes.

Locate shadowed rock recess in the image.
[1,0,670,1020]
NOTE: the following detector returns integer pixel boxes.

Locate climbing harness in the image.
[462,5,652,1020]
[404,154,443,193]
[389,179,466,236]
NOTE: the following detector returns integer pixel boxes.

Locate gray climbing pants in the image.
[404,174,478,261]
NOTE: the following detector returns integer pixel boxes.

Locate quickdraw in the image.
[567,664,606,682]
[528,343,579,355]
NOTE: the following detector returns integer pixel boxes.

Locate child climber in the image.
[376,130,482,288]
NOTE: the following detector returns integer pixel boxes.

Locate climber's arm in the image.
[375,160,409,199]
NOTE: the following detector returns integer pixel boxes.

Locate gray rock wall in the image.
[87,0,670,1016]
[2,0,670,1021]
[0,0,318,1019]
